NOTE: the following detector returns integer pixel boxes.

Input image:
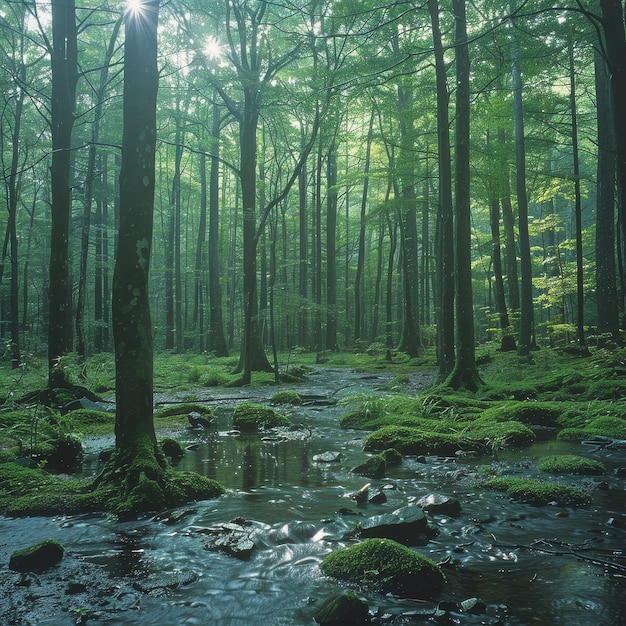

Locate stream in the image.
[1,368,625,625]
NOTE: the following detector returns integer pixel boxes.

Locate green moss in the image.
[10,539,64,572]
[364,426,461,456]
[66,408,115,436]
[463,420,536,447]
[233,402,290,431]
[320,538,445,598]
[556,427,588,442]
[557,415,626,442]
[483,477,591,505]
[478,401,562,427]
[351,454,386,478]
[539,455,606,475]
[380,447,402,466]
[270,389,302,405]
[160,437,185,460]
[153,403,214,419]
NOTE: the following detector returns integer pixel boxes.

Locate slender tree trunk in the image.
[354,109,375,342]
[48,0,78,385]
[298,139,308,348]
[429,0,455,379]
[193,151,207,350]
[594,47,619,341]
[447,0,482,391]
[207,105,228,356]
[385,209,398,360]
[511,42,534,356]
[326,141,339,351]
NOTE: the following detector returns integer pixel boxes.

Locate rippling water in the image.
[2,368,626,625]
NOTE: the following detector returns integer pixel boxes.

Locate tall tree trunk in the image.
[112,0,160,467]
[447,0,482,390]
[568,31,588,352]
[385,209,398,360]
[326,140,339,351]
[594,47,619,341]
[48,0,78,386]
[208,104,228,356]
[193,152,207,350]
[298,137,308,348]
[429,0,455,380]
[511,41,534,356]
[354,109,375,342]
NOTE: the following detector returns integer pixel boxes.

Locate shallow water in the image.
[2,368,626,625]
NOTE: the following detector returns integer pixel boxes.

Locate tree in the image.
[48,0,78,385]
[446,0,483,391]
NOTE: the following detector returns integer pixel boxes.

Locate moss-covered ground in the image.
[2,344,626,516]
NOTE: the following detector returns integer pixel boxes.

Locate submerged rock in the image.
[9,539,64,573]
[415,493,462,517]
[313,590,370,625]
[313,451,342,463]
[200,519,256,560]
[358,505,428,543]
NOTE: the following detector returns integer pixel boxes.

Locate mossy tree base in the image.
[92,434,223,517]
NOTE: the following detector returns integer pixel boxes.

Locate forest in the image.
[1,0,625,391]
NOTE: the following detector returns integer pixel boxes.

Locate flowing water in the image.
[1,368,625,625]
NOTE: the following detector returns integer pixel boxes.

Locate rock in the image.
[320,538,445,598]
[460,597,487,614]
[313,590,370,625]
[201,519,256,560]
[188,412,212,429]
[61,397,114,414]
[348,483,371,504]
[313,451,342,463]
[415,493,462,517]
[358,505,428,543]
[160,437,185,460]
[9,539,64,573]
[352,454,386,478]
[368,489,387,505]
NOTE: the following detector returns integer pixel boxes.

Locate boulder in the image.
[320,538,445,597]
[314,590,370,625]
[351,454,386,479]
[313,451,342,463]
[201,519,255,560]
[415,493,462,517]
[358,505,428,543]
[9,539,64,573]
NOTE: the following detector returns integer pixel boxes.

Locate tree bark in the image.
[48,0,78,386]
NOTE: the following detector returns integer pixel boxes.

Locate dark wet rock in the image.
[200,519,256,560]
[416,455,427,464]
[352,454,386,478]
[153,507,196,525]
[9,539,64,573]
[381,448,402,466]
[188,412,212,429]
[615,467,626,478]
[415,493,462,517]
[313,451,342,463]
[313,590,370,625]
[607,516,626,528]
[460,597,487,614]
[65,582,88,595]
[133,571,199,593]
[368,489,387,505]
[61,396,114,414]
[348,483,371,504]
[358,505,428,543]
[160,437,184,460]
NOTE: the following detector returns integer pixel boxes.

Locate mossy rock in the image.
[9,539,64,572]
[320,538,445,598]
[232,402,290,431]
[67,408,115,435]
[313,590,370,625]
[270,389,302,405]
[339,399,388,431]
[351,454,386,478]
[463,420,536,448]
[557,416,626,442]
[556,427,589,442]
[381,448,402,466]
[478,401,562,427]
[154,403,214,420]
[483,477,591,506]
[539,455,606,475]
[363,426,461,456]
[160,437,185,461]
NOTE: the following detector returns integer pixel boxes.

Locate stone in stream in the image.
[414,493,462,517]
[9,539,64,573]
[313,451,342,463]
[200,519,256,560]
[313,590,370,624]
[357,505,429,543]
[187,412,212,429]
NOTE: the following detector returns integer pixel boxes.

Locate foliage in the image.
[320,538,445,597]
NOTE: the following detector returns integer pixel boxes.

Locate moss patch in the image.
[483,477,591,506]
[539,455,606,475]
[232,402,290,431]
[320,538,445,598]
[270,390,302,405]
